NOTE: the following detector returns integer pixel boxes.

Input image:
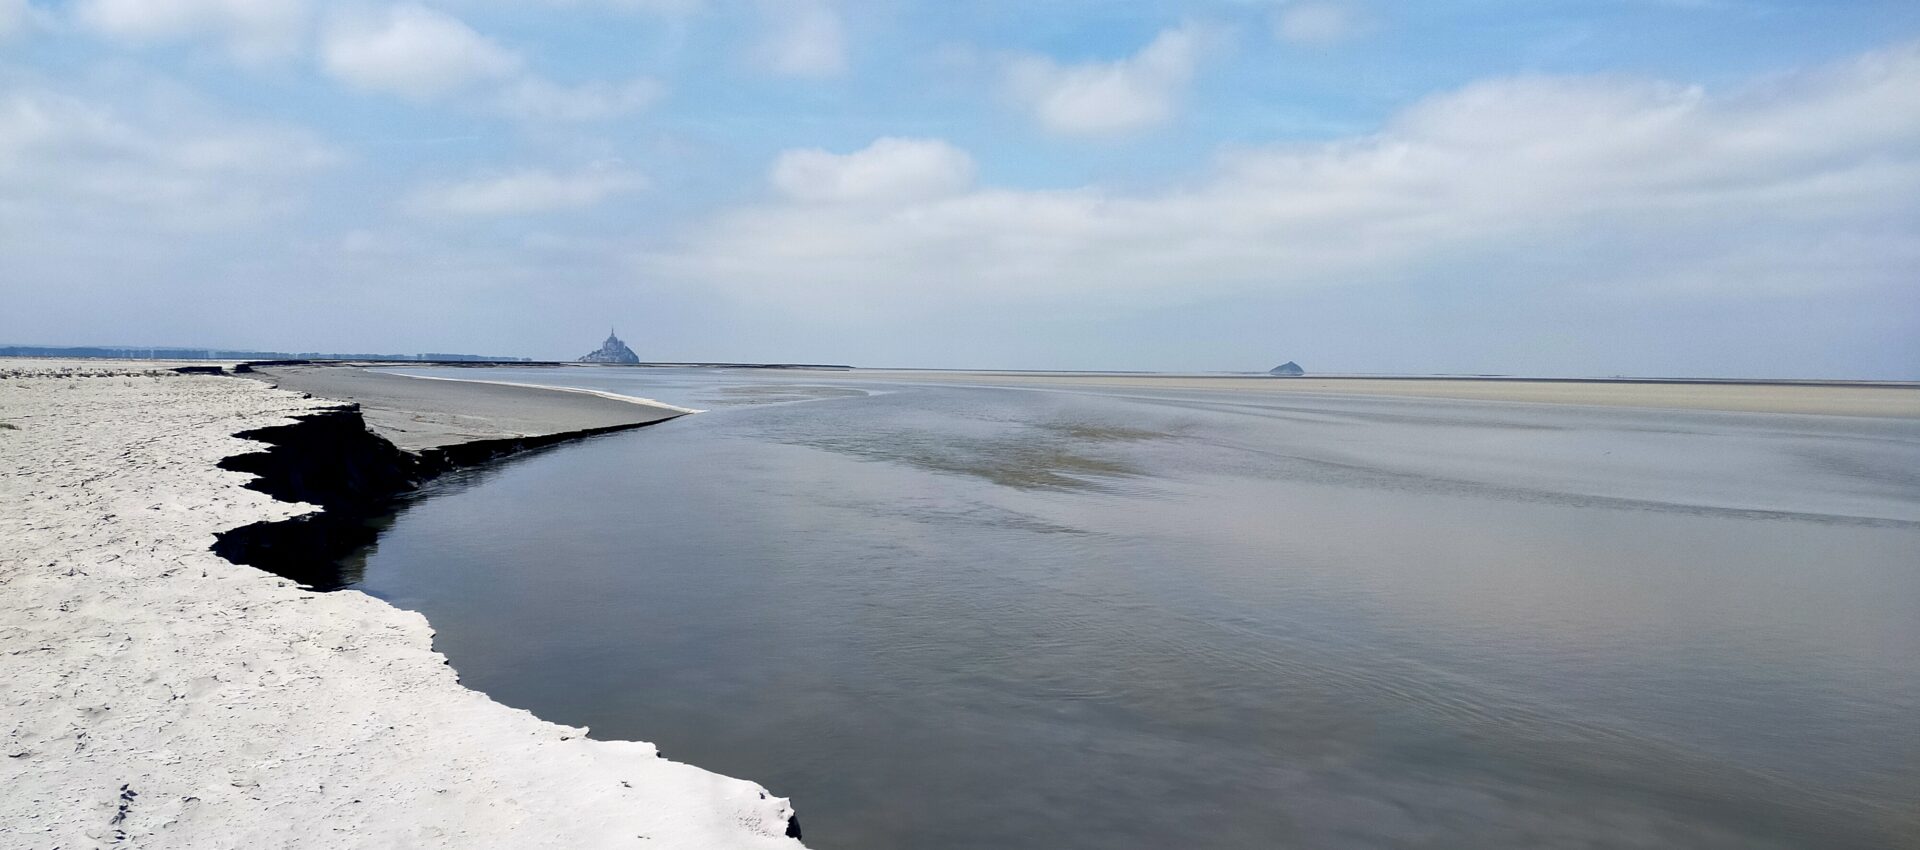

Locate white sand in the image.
[0,360,802,849]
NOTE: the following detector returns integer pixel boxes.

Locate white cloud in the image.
[770,137,974,204]
[1005,23,1214,137]
[1273,2,1361,46]
[404,166,645,216]
[73,0,309,61]
[649,41,1920,309]
[321,5,519,100]
[316,7,664,120]
[492,76,665,122]
[753,0,846,78]
[0,82,335,231]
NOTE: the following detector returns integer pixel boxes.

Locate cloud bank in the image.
[654,42,1920,310]
[0,82,335,232]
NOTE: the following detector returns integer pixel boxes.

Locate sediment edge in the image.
[209,402,678,591]
[0,361,804,848]
[203,380,803,839]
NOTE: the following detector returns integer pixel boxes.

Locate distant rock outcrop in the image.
[1269,361,1305,377]
[579,330,641,364]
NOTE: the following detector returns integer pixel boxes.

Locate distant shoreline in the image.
[383,360,1920,418]
[825,368,1920,390]
[249,359,1920,418]
[3,352,1911,387]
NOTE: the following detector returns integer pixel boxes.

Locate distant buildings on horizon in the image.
[578,330,642,364]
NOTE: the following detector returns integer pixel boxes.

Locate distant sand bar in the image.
[839,371,1920,419]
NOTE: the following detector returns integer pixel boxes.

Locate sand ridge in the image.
[831,371,1920,418]
[0,360,802,849]
[246,365,693,453]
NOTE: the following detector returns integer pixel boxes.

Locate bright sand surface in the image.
[836,371,1920,418]
[250,364,691,452]
[0,360,801,849]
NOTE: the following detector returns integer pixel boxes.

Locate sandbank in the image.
[247,364,689,452]
[0,359,802,848]
[835,371,1920,418]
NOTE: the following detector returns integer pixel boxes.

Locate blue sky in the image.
[2,0,1917,376]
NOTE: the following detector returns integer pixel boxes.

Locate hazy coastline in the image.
[831,370,1920,418]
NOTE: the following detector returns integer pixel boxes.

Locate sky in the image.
[1,0,1917,376]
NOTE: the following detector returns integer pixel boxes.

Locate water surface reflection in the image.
[356,368,1920,849]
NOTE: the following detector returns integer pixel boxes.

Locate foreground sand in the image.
[0,360,801,848]
[839,371,1920,418]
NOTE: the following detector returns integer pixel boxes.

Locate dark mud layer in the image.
[212,406,421,589]
[211,404,668,590]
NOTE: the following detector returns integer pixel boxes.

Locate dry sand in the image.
[0,360,801,849]
[837,371,1920,418]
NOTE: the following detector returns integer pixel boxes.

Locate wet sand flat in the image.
[251,365,687,452]
[832,371,1920,418]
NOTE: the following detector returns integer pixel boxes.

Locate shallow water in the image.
[352,367,1920,849]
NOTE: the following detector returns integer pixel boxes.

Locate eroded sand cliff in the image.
[0,361,802,849]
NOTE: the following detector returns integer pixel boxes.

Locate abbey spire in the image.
[579,329,641,364]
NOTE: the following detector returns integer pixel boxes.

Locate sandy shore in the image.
[0,360,801,848]
[838,371,1920,418]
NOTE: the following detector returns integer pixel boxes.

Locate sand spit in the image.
[246,365,687,453]
[841,371,1920,418]
[384,372,708,415]
[0,360,802,849]
[217,365,699,589]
